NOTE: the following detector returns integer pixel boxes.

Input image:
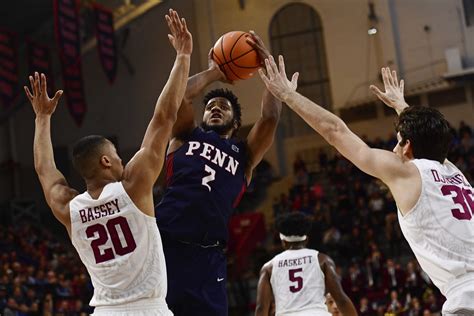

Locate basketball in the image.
[212,31,261,81]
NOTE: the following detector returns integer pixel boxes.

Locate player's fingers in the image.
[264,58,274,80]
[172,10,181,31]
[52,90,63,104]
[258,68,270,85]
[29,75,35,96]
[392,70,398,87]
[381,68,389,89]
[34,72,41,96]
[167,34,175,46]
[369,85,384,98]
[41,73,48,97]
[166,15,177,35]
[181,18,187,33]
[269,55,279,76]
[400,79,405,94]
[291,72,299,88]
[24,86,33,102]
[278,55,287,78]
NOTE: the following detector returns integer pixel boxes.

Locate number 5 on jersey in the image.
[289,268,303,293]
[202,164,216,191]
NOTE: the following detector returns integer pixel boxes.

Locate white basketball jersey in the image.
[270,248,330,316]
[69,182,168,307]
[398,159,474,312]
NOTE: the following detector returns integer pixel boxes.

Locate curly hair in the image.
[276,212,312,237]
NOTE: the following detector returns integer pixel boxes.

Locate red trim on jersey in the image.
[165,152,174,187]
[232,182,247,208]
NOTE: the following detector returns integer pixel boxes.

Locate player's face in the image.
[393,132,409,161]
[326,294,341,315]
[202,97,235,135]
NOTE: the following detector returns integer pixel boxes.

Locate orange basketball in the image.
[212,31,261,81]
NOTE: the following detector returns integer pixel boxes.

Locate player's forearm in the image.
[261,88,281,121]
[184,67,222,101]
[34,115,58,175]
[338,298,358,316]
[282,91,346,145]
[154,53,191,120]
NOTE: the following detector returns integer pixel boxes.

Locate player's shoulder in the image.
[261,259,273,276]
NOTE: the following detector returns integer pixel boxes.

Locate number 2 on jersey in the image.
[289,268,303,293]
[86,216,137,264]
[202,164,216,191]
[441,185,474,220]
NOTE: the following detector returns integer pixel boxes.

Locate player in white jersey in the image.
[258,56,474,315]
[25,9,192,315]
[255,213,356,316]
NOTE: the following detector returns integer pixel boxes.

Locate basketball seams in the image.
[212,31,260,80]
[229,32,248,61]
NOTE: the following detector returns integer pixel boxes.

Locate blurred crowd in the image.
[0,223,93,315]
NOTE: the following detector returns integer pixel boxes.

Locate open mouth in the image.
[211,113,222,119]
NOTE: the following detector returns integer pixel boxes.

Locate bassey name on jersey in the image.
[78,199,121,223]
[185,141,240,176]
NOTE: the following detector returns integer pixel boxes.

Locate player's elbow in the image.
[325,121,348,146]
[155,107,178,126]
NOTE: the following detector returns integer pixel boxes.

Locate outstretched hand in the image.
[24,72,63,116]
[258,55,299,101]
[165,9,192,55]
[370,67,408,113]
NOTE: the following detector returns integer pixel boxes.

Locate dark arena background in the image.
[1,0,474,315]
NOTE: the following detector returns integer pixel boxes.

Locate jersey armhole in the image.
[399,160,424,218]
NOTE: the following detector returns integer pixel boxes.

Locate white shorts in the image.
[442,275,474,315]
[92,298,173,316]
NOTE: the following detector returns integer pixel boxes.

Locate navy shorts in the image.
[161,234,228,316]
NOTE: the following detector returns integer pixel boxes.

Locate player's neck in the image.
[286,244,306,250]
[85,177,117,199]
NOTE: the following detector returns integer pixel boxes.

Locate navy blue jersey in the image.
[156,127,247,244]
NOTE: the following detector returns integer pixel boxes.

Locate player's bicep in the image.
[331,127,406,181]
[320,255,345,301]
[246,117,278,170]
[41,177,77,226]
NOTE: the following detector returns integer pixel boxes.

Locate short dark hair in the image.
[395,106,452,163]
[276,212,312,237]
[203,88,242,129]
[72,135,109,178]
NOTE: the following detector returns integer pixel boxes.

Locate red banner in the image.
[53,0,86,126]
[27,40,55,96]
[93,4,118,84]
[0,29,19,108]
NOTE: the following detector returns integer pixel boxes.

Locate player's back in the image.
[69,182,168,308]
[270,248,330,316]
[399,159,474,314]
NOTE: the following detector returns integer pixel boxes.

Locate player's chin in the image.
[208,118,223,125]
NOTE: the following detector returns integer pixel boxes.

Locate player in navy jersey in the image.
[155,31,284,316]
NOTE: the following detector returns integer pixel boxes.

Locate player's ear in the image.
[403,139,414,159]
[100,155,112,168]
